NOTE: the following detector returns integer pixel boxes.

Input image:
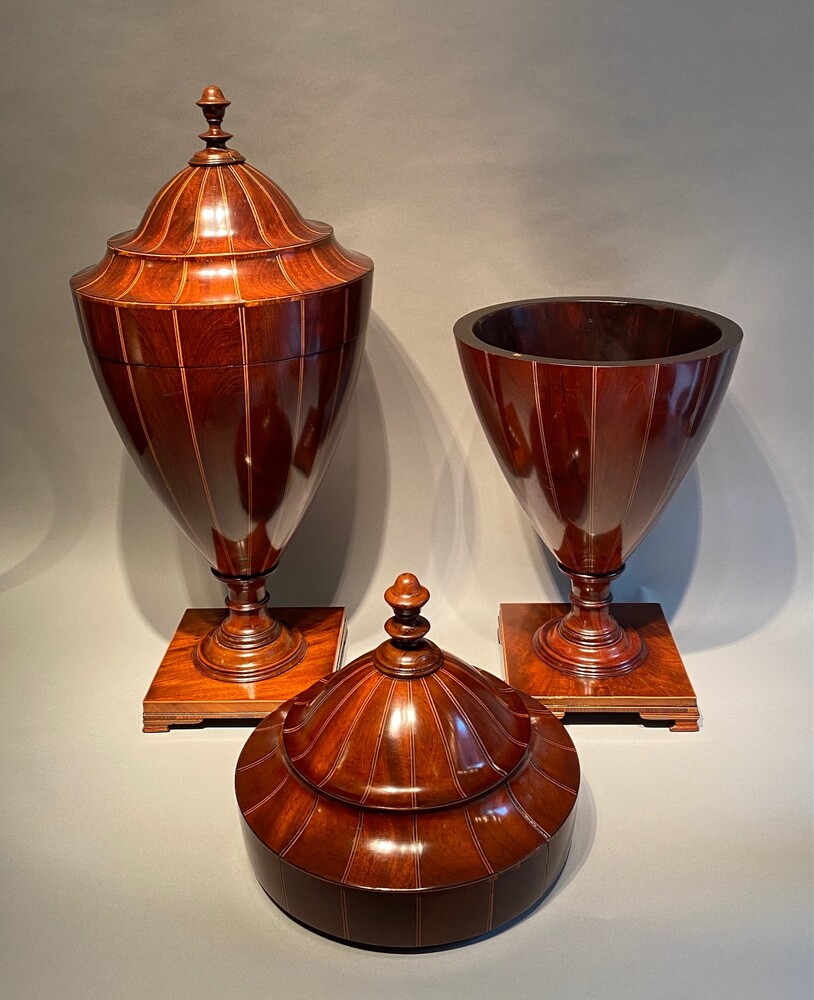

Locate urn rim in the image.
[453,296,743,367]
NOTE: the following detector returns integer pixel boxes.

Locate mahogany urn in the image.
[236,573,580,948]
[70,87,372,720]
[454,298,742,728]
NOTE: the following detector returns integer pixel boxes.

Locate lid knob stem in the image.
[189,85,246,166]
[375,573,443,678]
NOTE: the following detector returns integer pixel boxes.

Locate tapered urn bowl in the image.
[70,87,373,702]
[454,297,741,679]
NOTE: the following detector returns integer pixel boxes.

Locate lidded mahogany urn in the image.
[236,573,580,948]
[70,87,372,728]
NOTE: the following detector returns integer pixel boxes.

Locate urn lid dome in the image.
[70,86,372,306]
[282,573,533,811]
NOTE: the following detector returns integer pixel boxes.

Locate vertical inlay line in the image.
[317,675,386,786]
[145,170,198,253]
[430,674,506,776]
[359,680,398,805]
[279,795,320,857]
[601,364,660,573]
[261,303,305,568]
[73,253,116,292]
[119,169,187,249]
[532,361,580,569]
[463,805,494,875]
[309,246,344,283]
[227,165,276,248]
[276,255,303,293]
[588,366,598,571]
[118,260,145,301]
[242,163,323,237]
[185,167,210,254]
[408,682,417,810]
[239,306,253,569]
[172,310,238,576]
[113,307,209,556]
[419,677,466,799]
[340,813,365,885]
[635,355,713,553]
[171,260,189,304]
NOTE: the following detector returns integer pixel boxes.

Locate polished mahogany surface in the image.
[236,573,580,948]
[454,297,741,680]
[70,87,372,682]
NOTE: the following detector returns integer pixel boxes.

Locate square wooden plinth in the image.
[142,607,346,733]
[499,603,700,732]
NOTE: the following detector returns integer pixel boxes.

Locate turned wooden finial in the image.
[374,573,443,678]
[189,85,246,166]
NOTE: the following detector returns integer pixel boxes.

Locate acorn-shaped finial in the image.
[189,85,245,166]
[374,573,443,678]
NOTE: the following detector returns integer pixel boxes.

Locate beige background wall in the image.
[1,1,811,998]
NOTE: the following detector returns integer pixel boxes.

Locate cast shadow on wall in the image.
[0,352,91,593]
[117,352,389,642]
[527,398,796,653]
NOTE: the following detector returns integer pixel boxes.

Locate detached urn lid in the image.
[236,573,581,949]
[70,85,372,309]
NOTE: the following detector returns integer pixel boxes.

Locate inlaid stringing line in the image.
[340,813,365,885]
[601,364,660,574]
[112,307,209,555]
[289,672,374,759]
[236,743,280,772]
[317,675,386,786]
[239,306,253,568]
[532,362,580,570]
[588,366,598,571]
[260,310,305,568]
[118,259,145,301]
[73,253,116,291]
[276,255,303,293]
[282,658,371,733]
[442,671,527,747]
[463,805,494,875]
[243,770,289,816]
[279,862,289,911]
[412,813,421,890]
[527,756,578,795]
[242,163,324,238]
[419,678,466,799]
[309,246,344,283]
[185,167,211,254]
[408,682,417,811]
[145,170,198,253]
[536,730,578,752]
[331,244,367,272]
[506,786,550,840]
[280,795,320,857]
[226,165,276,248]
[340,889,350,939]
[430,674,507,777]
[486,878,495,931]
[215,167,242,301]
[172,310,238,576]
[636,355,713,553]
[359,680,398,806]
[171,260,189,304]
[118,169,187,249]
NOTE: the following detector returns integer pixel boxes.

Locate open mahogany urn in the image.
[70,87,373,731]
[236,573,580,949]
[454,297,742,730]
